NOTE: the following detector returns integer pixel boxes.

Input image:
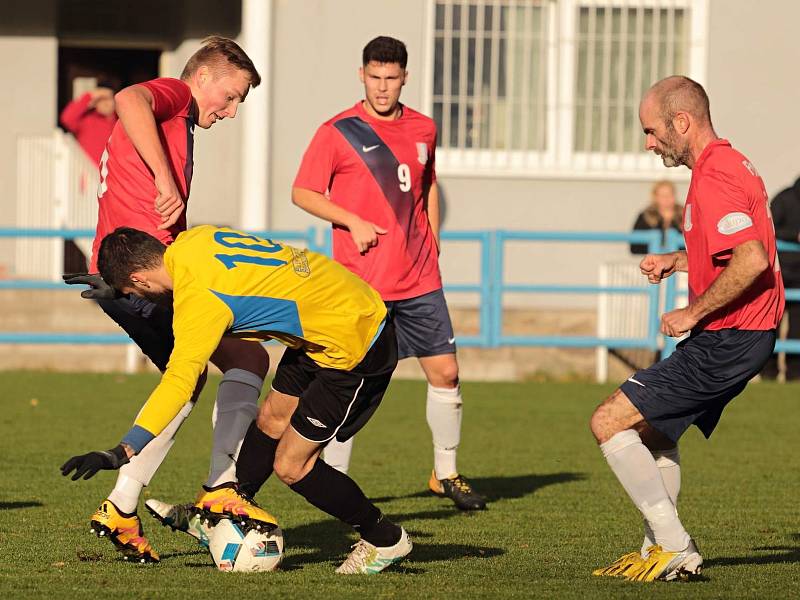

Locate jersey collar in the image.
[694,138,730,171]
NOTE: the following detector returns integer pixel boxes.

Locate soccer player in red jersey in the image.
[590,76,784,581]
[62,37,274,563]
[234,37,485,512]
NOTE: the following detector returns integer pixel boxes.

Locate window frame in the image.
[424,0,709,180]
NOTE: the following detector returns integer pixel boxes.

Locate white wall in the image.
[706,0,800,196]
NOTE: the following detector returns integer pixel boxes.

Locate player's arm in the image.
[59,92,92,132]
[425,181,441,253]
[660,240,769,337]
[114,84,183,230]
[292,186,387,253]
[61,290,232,480]
[639,250,688,283]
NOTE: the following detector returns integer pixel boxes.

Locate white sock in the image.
[427,384,462,480]
[205,369,262,488]
[109,400,195,513]
[600,430,690,552]
[107,475,143,515]
[323,437,354,474]
[642,446,681,555]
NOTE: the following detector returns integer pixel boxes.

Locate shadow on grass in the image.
[704,534,800,568]
[276,517,505,571]
[0,500,43,510]
[371,472,586,504]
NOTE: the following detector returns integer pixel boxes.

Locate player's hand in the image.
[347,216,387,253]
[660,307,698,337]
[154,175,185,231]
[639,253,677,284]
[62,273,119,300]
[60,445,131,481]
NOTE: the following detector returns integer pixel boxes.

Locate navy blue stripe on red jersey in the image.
[332,116,413,229]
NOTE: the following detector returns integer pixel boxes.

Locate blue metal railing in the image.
[2,227,799,354]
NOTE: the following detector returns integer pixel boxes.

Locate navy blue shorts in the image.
[274,320,398,444]
[620,328,776,442]
[385,288,456,359]
[97,295,174,372]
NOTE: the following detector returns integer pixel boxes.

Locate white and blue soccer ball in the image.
[208,518,284,572]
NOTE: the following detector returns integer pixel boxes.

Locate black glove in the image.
[62,272,120,300]
[60,445,130,481]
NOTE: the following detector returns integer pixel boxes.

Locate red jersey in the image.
[293,102,441,301]
[684,139,784,331]
[90,78,194,272]
[59,93,118,166]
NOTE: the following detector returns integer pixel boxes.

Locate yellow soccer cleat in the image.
[194,482,278,533]
[592,550,646,577]
[89,499,160,563]
[624,541,703,582]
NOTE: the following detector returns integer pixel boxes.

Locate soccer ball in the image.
[208,518,284,572]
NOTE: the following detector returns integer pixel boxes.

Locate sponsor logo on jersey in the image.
[717,212,753,235]
[684,204,692,232]
[362,144,380,153]
[416,142,428,165]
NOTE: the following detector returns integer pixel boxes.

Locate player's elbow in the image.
[749,244,770,275]
[290,187,306,208]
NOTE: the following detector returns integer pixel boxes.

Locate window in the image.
[429,0,707,177]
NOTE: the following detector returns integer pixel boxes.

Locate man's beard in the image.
[141,290,173,307]
[658,127,691,168]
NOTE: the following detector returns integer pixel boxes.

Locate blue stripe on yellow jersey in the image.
[123,225,386,451]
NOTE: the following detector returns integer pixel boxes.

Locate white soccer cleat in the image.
[335,527,412,574]
[145,498,214,548]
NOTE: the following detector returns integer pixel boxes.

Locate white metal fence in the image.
[596,261,687,381]
[15,130,99,280]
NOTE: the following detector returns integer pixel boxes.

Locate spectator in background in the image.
[59,83,118,166]
[630,180,683,254]
[762,177,800,381]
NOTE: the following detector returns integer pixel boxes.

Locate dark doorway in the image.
[57,46,161,126]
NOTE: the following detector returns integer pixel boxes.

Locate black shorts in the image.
[620,328,776,442]
[274,320,398,444]
[97,295,174,372]
[385,288,456,359]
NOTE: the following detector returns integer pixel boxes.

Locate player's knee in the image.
[589,403,612,443]
[272,456,302,486]
[429,365,459,389]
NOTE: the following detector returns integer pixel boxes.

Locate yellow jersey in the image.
[122,225,386,451]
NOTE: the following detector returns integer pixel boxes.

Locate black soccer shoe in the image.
[428,471,487,510]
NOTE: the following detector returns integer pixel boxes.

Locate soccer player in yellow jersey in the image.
[61,225,412,574]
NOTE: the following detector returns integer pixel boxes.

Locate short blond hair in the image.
[180,36,261,87]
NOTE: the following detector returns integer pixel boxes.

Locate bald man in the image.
[590,76,784,582]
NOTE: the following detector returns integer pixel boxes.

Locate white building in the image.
[2,0,799,296]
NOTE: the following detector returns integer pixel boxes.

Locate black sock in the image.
[289,459,401,547]
[235,420,279,498]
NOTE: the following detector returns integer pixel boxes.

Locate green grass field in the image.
[0,371,798,599]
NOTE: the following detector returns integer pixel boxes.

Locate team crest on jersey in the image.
[416,142,428,165]
[290,247,310,278]
[684,204,692,232]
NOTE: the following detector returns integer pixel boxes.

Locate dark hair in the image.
[97,227,167,290]
[362,36,408,69]
[181,36,261,88]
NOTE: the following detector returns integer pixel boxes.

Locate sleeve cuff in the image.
[121,425,156,454]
